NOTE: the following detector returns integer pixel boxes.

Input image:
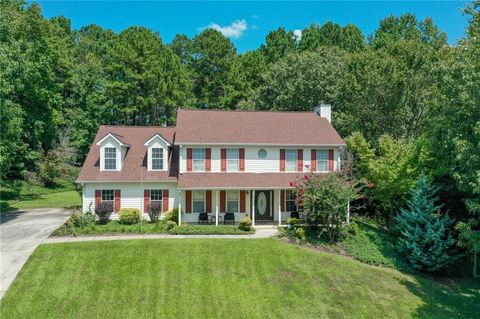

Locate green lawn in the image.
[0,180,81,212]
[1,239,478,318]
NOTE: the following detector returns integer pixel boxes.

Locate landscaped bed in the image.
[1,239,478,318]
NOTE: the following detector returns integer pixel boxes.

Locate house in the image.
[77,103,345,226]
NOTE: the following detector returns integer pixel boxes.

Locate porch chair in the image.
[223,213,235,225]
[198,213,209,225]
[290,211,300,219]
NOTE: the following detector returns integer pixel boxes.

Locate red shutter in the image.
[163,189,169,212]
[281,190,285,212]
[144,190,150,213]
[205,148,211,172]
[185,190,192,213]
[310,149,317,171]
[280,149,285,172]
[95,190,101,209]
[239,148,245,171]
[239,190,246,213]
[205,190,212,213]
[329,149,334,171]
[221,148,226,172]
[220,190,226,212]
[114,190,121,213]
[297,149,303,172]
[187,148,192,172]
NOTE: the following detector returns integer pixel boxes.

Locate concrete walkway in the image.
[0,208,71,299]
[43,227,279,244]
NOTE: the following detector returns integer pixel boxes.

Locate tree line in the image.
[1,0,479,271]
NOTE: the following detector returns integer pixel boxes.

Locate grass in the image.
[52,220,254,236]
[1,239,478,318]
[0,179,81,212]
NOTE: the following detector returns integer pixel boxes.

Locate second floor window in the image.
[285,149,297,172]
[317,149,328,171]
[192,148,205,172]
[152,148,164,170]
[226,148,239,172]
[192,190,205,213]
[104,147,116,170]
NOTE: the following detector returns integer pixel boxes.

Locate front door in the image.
[254,190,273,221]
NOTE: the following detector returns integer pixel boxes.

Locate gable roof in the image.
[96,133,131,147]
[77,125,177,183]
[175,109,345,145]
[144,133,171,146]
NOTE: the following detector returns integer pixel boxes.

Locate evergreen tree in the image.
[395,174,457,273]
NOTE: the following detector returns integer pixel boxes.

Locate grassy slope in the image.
[1,239,478,318]
[0,180,80,212]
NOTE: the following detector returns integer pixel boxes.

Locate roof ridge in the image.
[99,125,176,128]
[178,108,316,115]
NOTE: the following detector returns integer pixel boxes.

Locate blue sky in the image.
[35,1,470,52]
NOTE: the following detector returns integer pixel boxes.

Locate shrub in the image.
[147,202,162,223]
[287,217,302,227]
[166,220,177,230]
[347,220,359,236]
[70,211,95,228]
[95,202,113,224]
[164,208,179,223]
[169,225,254,235]
[119,208,141,225]
[295,227,306,243]
[239,216,252,231]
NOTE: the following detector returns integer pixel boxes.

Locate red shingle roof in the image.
[76,126,178,183]
[178,173,306,189]
[175,109,345,145]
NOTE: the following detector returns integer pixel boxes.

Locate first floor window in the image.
[285,190,297,212]
[101,189,114,202]
[226,148,239,172]
[193,148,205,172]
[150,189,163,211]
[192,190,205,213]
[227,190,239,213]
[285,149,297,172]
[317,149,329,171]
[104,147,117,170]
[151,148,164,170]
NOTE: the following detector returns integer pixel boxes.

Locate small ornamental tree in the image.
[294,173,358,242]
[395,174,458,273]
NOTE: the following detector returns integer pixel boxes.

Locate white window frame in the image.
[151,148,164,170]
[104,147,117,170]
[285,149,297,172]
[192,148,205,172]
[192,190,205,213]
[226,148,239,172]
[285,190,297,212]
[101,189,114,202]
[226,190,239,213]
[317,149,329,172]
[150,189,163,211]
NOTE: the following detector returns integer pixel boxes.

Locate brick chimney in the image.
[314,101,331,122]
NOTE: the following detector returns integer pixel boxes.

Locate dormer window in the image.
[104,147,117,170]
[151,148,164,170]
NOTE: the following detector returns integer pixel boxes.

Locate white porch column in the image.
[215,190,219,226]
[346,201,350,225]
[251,190,256,227]
[178,190,182,225]
[278,190,282,226]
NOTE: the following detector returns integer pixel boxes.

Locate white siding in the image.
[179,145,342,174]
[82,182,178,214]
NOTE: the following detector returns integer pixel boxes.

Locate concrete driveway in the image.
[0,208,70,299]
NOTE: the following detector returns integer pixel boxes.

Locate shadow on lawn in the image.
[401,274,480,318]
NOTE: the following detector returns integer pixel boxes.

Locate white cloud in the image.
[293,29,302,41]
[207,19,248,38]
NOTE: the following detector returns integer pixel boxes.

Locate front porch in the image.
[177,189,297,226]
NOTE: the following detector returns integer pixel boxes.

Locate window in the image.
[285,190,297,212]
[104,147,117,170]
[101,189,114,202]
[192,190,205,213]
[227,190,239,213]
[285,149,297,172]
[151,148,164,170]
[193,148,205,172]
[317,149,328,171]
[150,189,163,211]
[226,148,239,172]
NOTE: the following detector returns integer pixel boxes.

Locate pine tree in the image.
[395,174,457,273]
